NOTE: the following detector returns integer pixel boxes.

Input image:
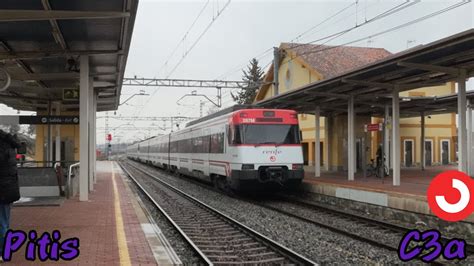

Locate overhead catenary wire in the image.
[216,0,405,80]
[166,0,231,78]
[216,2,357,80]
[156,0,211,77]
[290,0,469,59]
[134,0,231,119]
[285,0,419,53]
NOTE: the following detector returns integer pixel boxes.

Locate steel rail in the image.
[125,159,472,264]
[120,160,316,265]
[118,161,213,265]
[277,194,474,255]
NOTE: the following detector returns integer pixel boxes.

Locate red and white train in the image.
[126,106,304,191]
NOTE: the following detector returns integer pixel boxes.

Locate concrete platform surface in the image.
[302,165,474,223]
[303,165,458,197]
[7,161,174,265]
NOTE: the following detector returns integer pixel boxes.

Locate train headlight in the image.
[292,164,303,170]
[241,164,254,170]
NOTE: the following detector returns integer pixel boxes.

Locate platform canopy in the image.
[256,29,474,117]
[0,0,138,112]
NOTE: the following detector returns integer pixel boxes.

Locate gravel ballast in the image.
[125,160,406,264]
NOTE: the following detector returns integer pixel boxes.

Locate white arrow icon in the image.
[435,178,470,213]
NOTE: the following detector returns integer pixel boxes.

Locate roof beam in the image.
[9,72,117,81]
[342,79,395,88]
[0,10,129,22]
[304,91,350,99]
[397,61,462,76]
[0,49,123,60]
[42,0,67,50]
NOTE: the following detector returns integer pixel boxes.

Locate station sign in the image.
[63,88,79,100]
[364,123,382,132]
[19,116,79,125]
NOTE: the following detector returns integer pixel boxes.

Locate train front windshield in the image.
[233,124,300,145]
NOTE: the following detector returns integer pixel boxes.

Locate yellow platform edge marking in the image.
[111,161,132,266]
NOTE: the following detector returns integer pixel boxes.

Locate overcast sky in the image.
[1,0,473,144]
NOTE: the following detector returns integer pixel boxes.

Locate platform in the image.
[302,165,474,224]
[7,161,176,265]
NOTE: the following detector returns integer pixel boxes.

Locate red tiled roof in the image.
[282,43,392,79]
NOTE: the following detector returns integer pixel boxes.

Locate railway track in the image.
[124,159,473,264]
[255,195,474,255]
[119,161,316,265]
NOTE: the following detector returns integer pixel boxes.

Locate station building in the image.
[253,30,474,224]
[255,43,458,170]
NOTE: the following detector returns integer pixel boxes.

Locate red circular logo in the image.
[270,156,276,162]
[427,170,474,222]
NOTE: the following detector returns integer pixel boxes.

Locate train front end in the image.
[227,109,304,190]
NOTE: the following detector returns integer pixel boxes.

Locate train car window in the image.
[227,125,232,145]
[202,136,210,153]
[209,133,225,153]
[217,133,224,153]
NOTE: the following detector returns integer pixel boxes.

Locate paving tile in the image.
[7,161,157,265]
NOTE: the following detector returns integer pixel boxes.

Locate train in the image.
[126,105,304,191]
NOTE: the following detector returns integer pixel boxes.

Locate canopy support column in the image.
[457,71,467,173]
[93,91,98,184]
[420,111,425,171]
[348,95,355,181]
[314,106,321,177]
[384,104,390,170]
[467,99,472,176]
[392,87,400,186]
[88,79,94,192]
[79,55,90,201]
[324,116,330,172]
[55,102,61,165]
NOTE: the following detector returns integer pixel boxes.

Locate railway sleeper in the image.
[193,237,255,244]
[202,246,267,255]
[198,242,261,249]
[213,257,286,265]
[189,235,250,241]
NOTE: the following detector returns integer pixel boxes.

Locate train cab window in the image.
[231,124,300,145]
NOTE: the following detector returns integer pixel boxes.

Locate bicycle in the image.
[366,158,389,178]
[366,159,377,177]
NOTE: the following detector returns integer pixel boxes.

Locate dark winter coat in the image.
[0,132,20,204]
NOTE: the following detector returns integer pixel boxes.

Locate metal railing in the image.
[17,160,79,169]
[67,162,80,199]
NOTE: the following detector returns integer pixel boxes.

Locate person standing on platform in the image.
[0,130,21,262]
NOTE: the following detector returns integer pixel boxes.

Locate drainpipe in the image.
[273,47,280,96]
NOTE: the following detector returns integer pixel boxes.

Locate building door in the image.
[424,140,433,166]
[404,139,414,167]
[320,142,324,166]
[441,139,450,165]
[302,142,308,165]
[356,138,362,170]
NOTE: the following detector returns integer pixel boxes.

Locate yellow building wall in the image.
[371,83,456,165]
[34,111,81,163]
